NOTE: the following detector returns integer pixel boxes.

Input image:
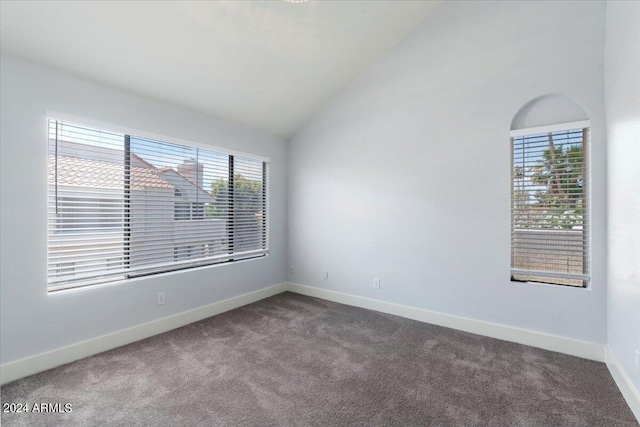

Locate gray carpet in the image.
[1,292,637,426]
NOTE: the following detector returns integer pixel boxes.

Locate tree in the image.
[529,138,584,229]
[208,174,263,218]
[208,174,264,251]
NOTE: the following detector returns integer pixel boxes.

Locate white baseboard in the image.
[0,283,288,385]
[0,281,609,387]
[606,347,640,422]
[287,283,605,362]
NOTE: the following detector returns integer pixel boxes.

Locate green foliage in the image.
[207,174,263,218]
[513,140,584,230]
[530,144,584,213]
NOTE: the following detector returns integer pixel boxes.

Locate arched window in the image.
[510,94,590,287]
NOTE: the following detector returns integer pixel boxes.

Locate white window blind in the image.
[48,120,268,291]
[510,122,589,287]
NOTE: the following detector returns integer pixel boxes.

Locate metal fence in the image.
[511,229,585,286]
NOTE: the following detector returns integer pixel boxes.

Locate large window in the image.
[510,121,589,287]
[47,120,268,291]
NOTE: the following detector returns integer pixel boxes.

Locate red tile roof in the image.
[48,155,173,190]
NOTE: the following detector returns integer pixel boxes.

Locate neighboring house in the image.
[47,141,226,284]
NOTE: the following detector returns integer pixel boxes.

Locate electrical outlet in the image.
[373,277,381,289]
[323,270,328,280]
[157,291,166,306]
[635,349,640,374]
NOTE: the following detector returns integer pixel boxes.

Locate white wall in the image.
[605,0,640,394]
[288,1,608,344]
[0,56,287,364]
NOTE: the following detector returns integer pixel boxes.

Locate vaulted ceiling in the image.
[1,1,442,138]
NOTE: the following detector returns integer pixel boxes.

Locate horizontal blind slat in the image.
[511,126,589,286]
[48,119,269,289]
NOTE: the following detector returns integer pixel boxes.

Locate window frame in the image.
[46,114,270,292]
[509,119,591,288]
